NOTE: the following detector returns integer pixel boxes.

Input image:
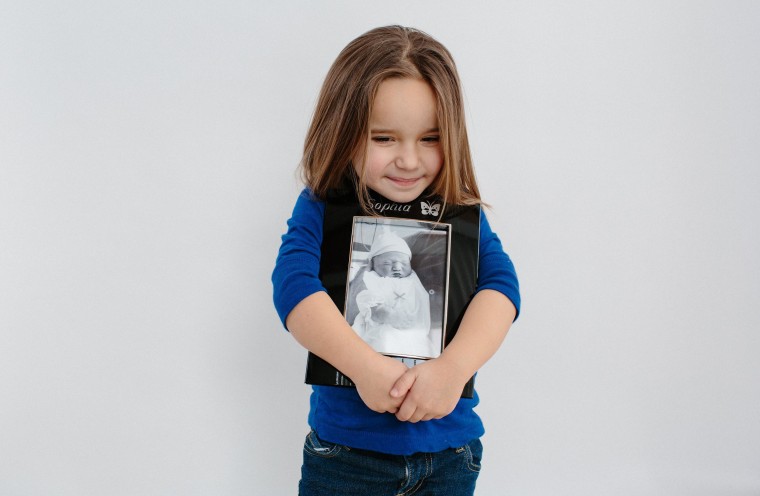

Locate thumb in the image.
[390,369,417,398]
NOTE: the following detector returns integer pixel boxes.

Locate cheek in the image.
[417,146,443,177]
[364,149,390,175]
[351,159,362,177]
[351,143,372,177]
[428,148,444,172]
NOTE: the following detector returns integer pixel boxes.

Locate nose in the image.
[392,261,402,271]
[395,143,419,170]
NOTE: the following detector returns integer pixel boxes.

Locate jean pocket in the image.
[455,438,482,472]
[303,430,345,458]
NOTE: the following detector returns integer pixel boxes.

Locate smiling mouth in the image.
[388,177,420,186]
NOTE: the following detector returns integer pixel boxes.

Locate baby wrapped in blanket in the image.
[350,231,436,358]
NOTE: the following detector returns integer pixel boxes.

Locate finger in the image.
[395,398,416,422]
[387,397,403,414]
[390,369,417,398]
[409,408,430,423]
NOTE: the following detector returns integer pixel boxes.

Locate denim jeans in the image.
[299,430,482,495]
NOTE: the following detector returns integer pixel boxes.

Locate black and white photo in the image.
[345,217,450,359]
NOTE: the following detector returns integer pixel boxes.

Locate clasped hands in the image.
[353,353,469,423]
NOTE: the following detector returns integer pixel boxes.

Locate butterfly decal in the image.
[420,201,441,216]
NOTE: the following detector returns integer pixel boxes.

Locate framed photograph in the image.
[304,189,480,397]
[344,217,451,359]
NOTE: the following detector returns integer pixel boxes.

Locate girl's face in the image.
[354,78,443,203]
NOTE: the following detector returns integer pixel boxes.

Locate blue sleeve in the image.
[271,189,327,329]
[477,211,521,320]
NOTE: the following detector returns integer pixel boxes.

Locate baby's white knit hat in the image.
[368,230,412,260]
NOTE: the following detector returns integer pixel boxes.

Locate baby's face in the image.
[372,251,412,278]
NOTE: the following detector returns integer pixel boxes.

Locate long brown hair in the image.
[300,25,481,210]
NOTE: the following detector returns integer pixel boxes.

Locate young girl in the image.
[272,26,520,495]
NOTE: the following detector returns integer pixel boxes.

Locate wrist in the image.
[341,347,384,384]
[435,351,474,385]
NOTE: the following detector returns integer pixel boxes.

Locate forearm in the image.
[287,291,409,413]
[438,289,517,380]
[286,291,380,380]
[391,290,516,422]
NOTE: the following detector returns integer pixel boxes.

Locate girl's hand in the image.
[390,289,517,422]
[352,354,410,414]
[390,357,469,422]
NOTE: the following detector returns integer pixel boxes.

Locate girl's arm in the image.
[286,292,409,414]
[273,190,407,414]
[391,211,520,422]
[391,289,515,422]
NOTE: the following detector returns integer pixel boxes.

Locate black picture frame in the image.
[305,188,480,398]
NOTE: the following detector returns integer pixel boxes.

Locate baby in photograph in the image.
[350,230,436,358]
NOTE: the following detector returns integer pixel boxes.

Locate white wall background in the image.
[2,1,758,494]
